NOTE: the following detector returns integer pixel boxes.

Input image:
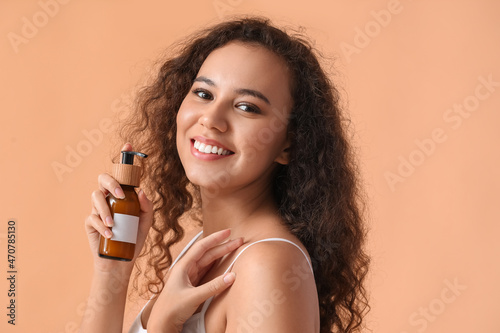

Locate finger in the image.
[122,142,133,151]
[137,189,154,232]
[189,238,242,285]
[138,188,153,217]
[85,212,112,239]
[98,173,125,199]
[184,229,233,263]
[192,272,236,305]
[197,237,243,269]
[91,190,114,227]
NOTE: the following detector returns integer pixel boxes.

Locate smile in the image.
[193,140,233,156]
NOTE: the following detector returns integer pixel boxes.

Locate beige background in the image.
[1,0,499,332]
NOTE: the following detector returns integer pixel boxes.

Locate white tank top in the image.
[128,231,313,333]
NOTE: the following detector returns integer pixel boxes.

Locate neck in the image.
[200,181,278,239]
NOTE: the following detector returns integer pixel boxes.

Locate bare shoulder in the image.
[224,240,320,333]
[233,239,314,284]
[229,239,316,295]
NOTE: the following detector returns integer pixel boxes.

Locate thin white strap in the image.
[194,238,314,332]
[130,231,204,332]
[170,230,204,269]
[223,238,314,275]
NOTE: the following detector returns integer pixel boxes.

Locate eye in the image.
[236,103,261,114]
[192,88,213,100]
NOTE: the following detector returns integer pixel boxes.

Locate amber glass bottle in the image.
[98,151,147,261]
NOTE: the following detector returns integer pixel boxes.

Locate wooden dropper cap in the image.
[113,151,148,187]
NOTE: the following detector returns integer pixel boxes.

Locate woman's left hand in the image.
[148,229,243,333]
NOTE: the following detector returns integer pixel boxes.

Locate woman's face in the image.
[176,41,293,195]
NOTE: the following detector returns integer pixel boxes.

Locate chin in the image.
[186,170,233,196]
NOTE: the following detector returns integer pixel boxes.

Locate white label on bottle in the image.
[111,213,139,244]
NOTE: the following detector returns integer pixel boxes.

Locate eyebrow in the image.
[194,76,271,105]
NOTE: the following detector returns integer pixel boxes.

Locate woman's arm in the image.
[80,144,154,332]
[80,266,133,333]
[224,242,320,333]
[80,181,153,332]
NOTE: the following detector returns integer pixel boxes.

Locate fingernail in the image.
[106,216,113,227]
[114,187,125,199]
[105,229,112,238]
[224,272,235,284]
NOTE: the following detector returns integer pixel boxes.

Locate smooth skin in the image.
[81,145,242,333]
[81,42,319,333]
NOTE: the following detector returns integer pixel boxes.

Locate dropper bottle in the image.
[98,150,147,261]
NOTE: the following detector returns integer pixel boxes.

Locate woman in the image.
[81,16,369,333]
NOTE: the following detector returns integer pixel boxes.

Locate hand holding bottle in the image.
[80,143,152,332]
[84,143,153,273]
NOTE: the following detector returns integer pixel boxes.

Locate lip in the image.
[190,136,234,161]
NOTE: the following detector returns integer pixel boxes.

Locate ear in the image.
[274,139,291,165]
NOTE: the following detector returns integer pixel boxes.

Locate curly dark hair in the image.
[118,16,370,333]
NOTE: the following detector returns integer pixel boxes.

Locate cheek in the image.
[176,101,196,137]
[176,104,192,158]
[240,124,288,161]
[175,111,183,139]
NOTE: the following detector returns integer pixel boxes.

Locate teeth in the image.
[193,140,231,155]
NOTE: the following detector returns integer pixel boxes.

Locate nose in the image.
[197,101,228,132]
